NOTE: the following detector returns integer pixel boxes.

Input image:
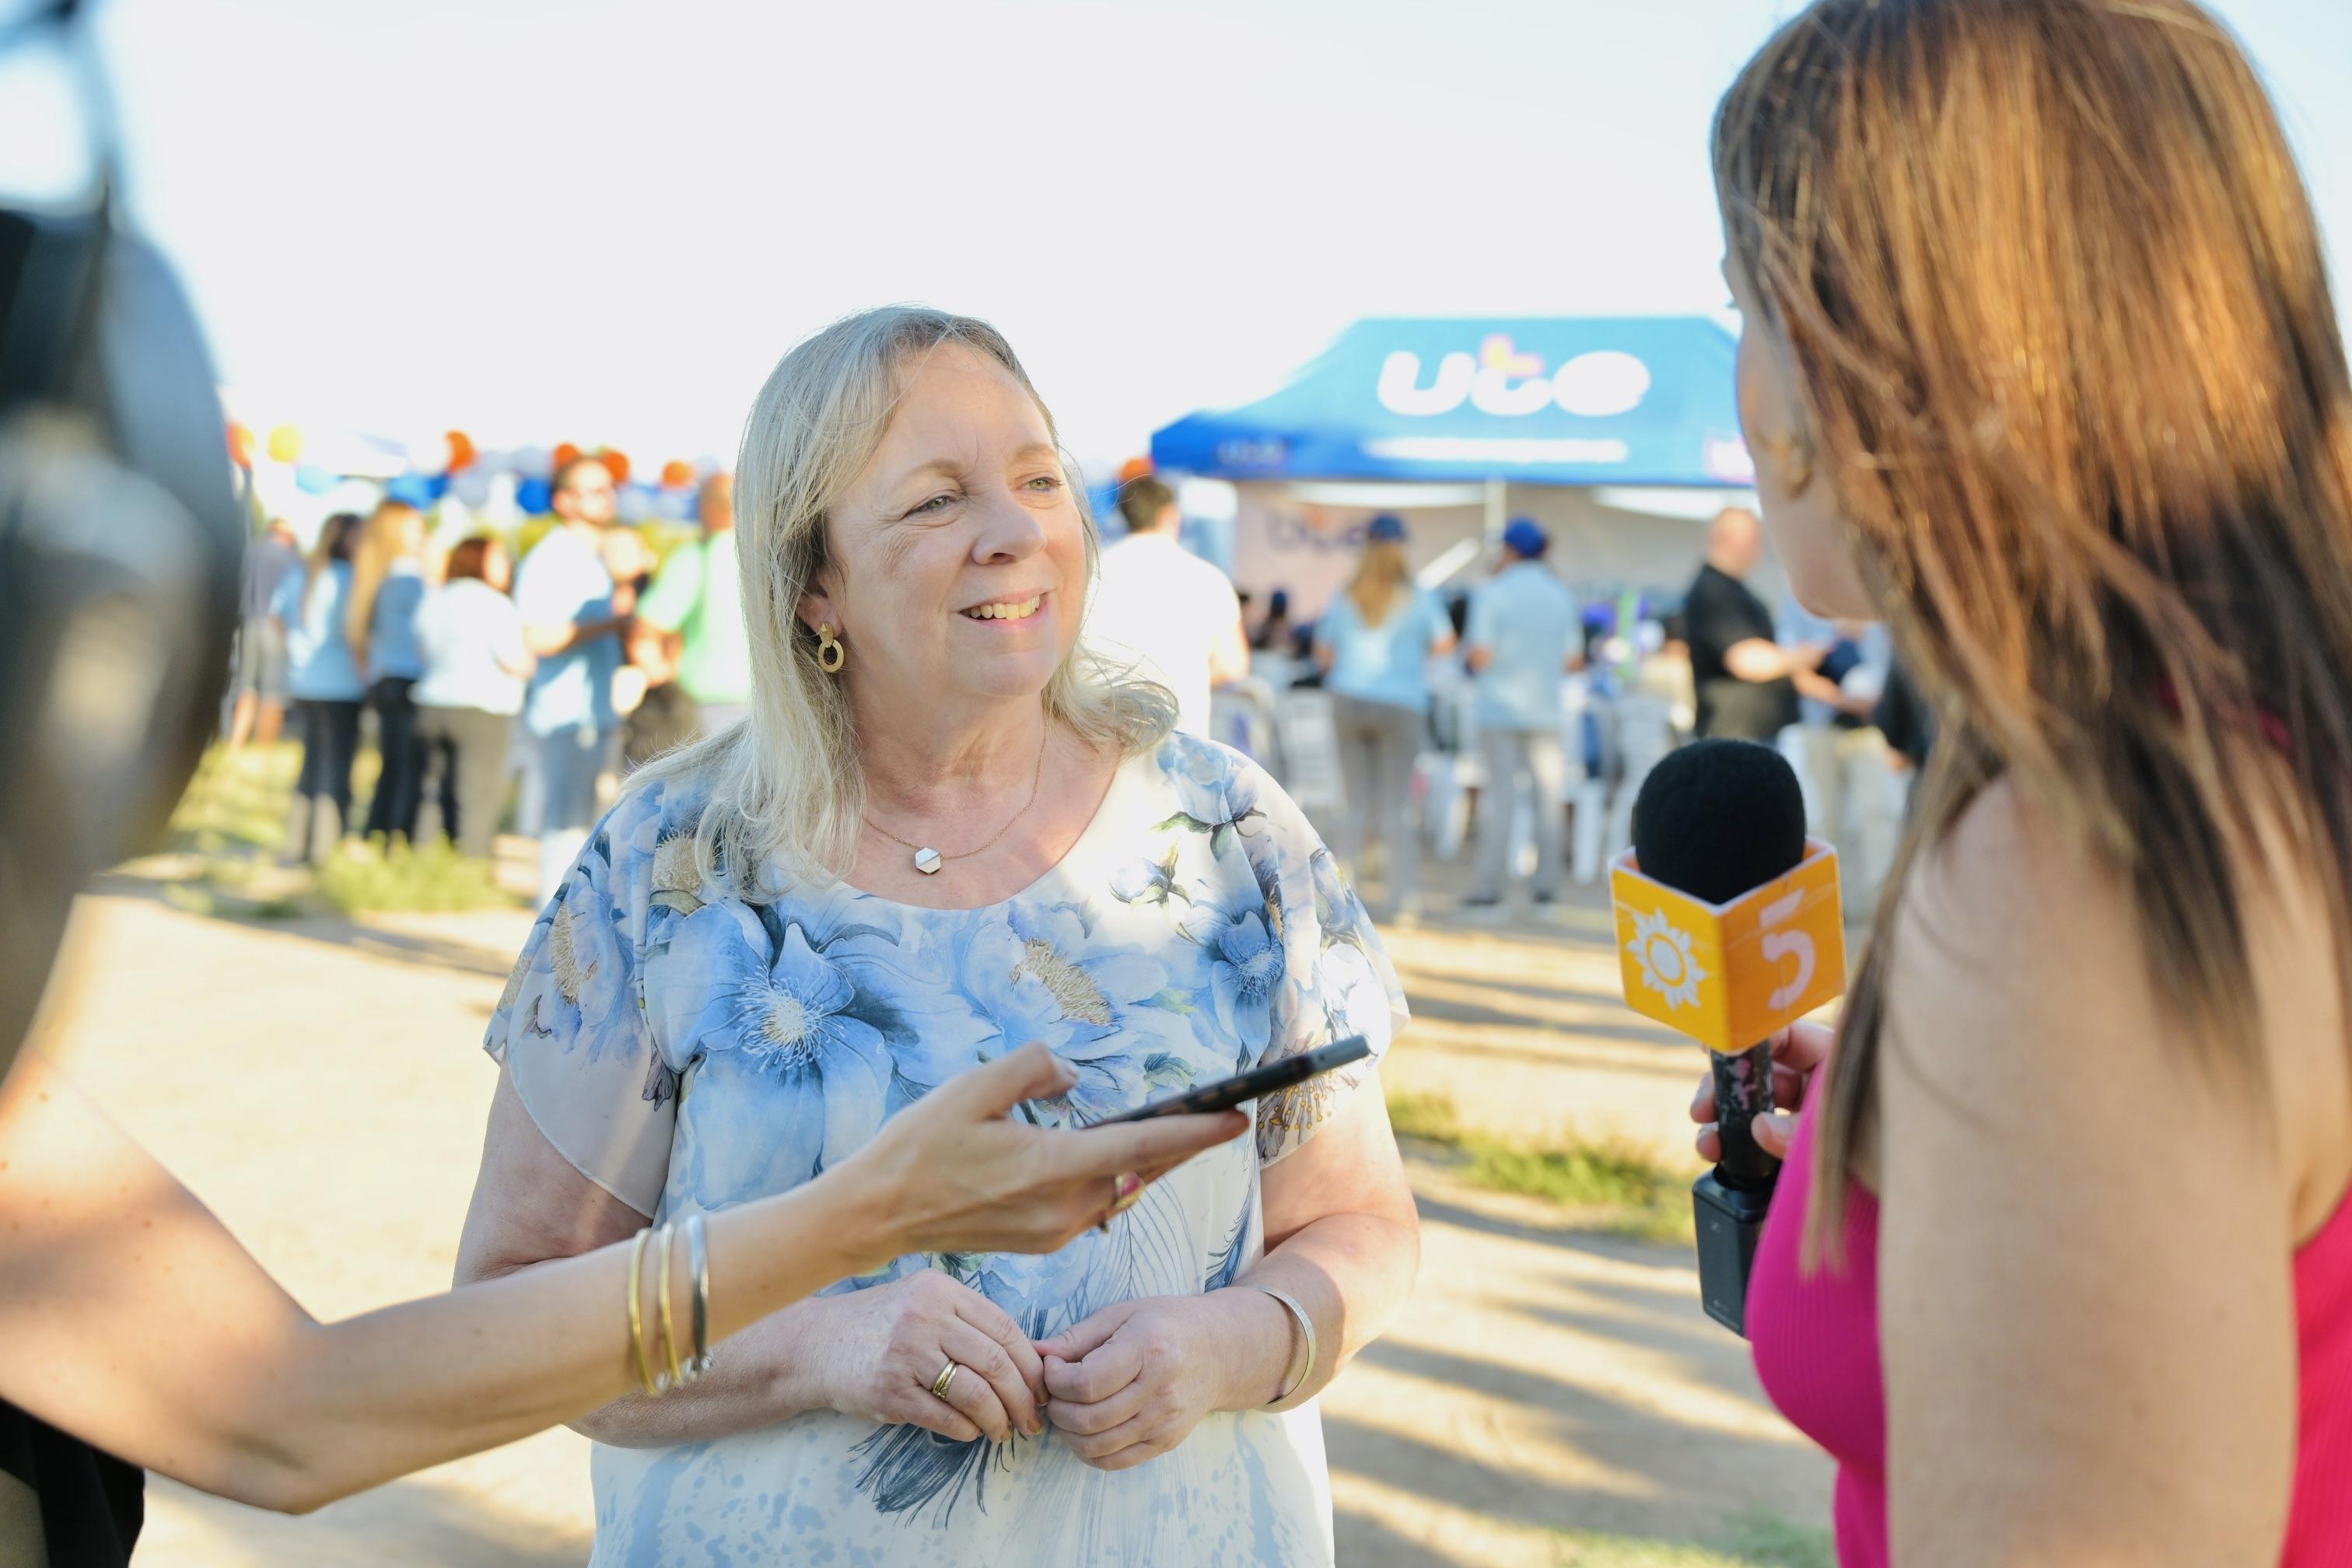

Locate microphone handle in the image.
[1709,1041,1780,1190]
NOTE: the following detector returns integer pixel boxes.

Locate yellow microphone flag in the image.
[1609,840,1846,1053]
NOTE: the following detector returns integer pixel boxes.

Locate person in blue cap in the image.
[1463,518,1580,907]
[1314,513,1457,920]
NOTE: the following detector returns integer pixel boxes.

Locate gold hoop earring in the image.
[816,622,845,674]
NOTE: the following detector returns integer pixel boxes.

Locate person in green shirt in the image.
[636,472,754,733]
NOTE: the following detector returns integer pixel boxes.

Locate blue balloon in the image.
[294,464,337,495]
[386,474,435,508]
[515,477,554,516]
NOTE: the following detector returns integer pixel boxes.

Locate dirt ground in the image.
[30,846,1832,1567]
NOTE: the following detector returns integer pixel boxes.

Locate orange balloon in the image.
[660,458,695,489]
[600,448,631,485]
[267,424,303,464]
[446,429,476,471]
[551,442,583,473]
[1117,456,1155,484]
[226,422,257,467]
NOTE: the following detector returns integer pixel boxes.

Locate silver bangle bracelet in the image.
[684,1213,713,1382]
[1246,1284,1317,1408]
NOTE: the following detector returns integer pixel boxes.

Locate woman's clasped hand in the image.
[1037,1291,1284,1472]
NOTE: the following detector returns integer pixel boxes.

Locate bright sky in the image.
[4,0,2347,469]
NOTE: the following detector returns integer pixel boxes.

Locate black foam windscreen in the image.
[1629,739,1808,905]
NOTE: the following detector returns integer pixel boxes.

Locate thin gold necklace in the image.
[863,733,1047,876]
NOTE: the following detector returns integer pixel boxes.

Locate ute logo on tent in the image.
[1376,333,1654,419]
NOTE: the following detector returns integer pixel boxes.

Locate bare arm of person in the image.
[1038,1072,1422,1470]
[1465,644,1496,674]
[523,614,628,658]
[1878,782,2315,1564]
[460,1076,1052,1451]
[0,1045,1241,1514]
[1210,609,1251,688]
[1722,637,1824,683]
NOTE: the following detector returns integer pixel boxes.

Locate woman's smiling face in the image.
[803,342,1088,713]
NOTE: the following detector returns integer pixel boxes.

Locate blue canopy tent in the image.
[1151,316,1755,488]
[1148,317,1758,614]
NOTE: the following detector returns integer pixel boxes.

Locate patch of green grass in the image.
[1542,1510,1833,1568]
[1714,1507,1836,1568]
[1389,1090,1692,1242]
[152,744,522,917]
[168,742,304,852]
[314,837,521,915]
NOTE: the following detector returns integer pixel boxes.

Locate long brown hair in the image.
[1346,540,1414,627]
[443,535,502,588]
[345,501,425,658]
[1713,0,2352,1262]
[303,511,362,593]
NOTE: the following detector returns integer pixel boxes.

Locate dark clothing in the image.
[622,681,702,772]
[0,1400,142,1567]
[1685,562,1799,741]
[362,677,425,842]
[1874,659,1937,769]
[417,704,513,859]
[294,698,363,823]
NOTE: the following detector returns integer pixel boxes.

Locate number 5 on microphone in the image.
[1610,840,1848,1052]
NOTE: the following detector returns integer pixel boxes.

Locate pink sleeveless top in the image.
[1749,1100,2352,1566]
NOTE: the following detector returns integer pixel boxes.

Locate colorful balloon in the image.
[660,458,695,490]
[599,448,631,485]
[294,464,336,494]
[446,429,477,471]
[268,424,303,464]
[551,442,583,473]
[386,473,448,509]
[450,467,494,509]
[515,477,555,515]
[226,422,257,468]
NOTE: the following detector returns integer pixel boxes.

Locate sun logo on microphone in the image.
[1627,908,1707,1010]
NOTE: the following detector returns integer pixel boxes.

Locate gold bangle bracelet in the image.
[625,1227,660,1398]
[656,1222,684,1392]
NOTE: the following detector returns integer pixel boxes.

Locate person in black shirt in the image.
[1682,506,1825,740]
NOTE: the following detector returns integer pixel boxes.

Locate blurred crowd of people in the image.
[1107,488,1926,926]
[233,465,1912,924]
[228,457,749,902]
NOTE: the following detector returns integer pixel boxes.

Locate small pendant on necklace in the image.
[913,848,943,876]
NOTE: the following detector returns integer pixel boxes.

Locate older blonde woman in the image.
[456,307,1421,1566]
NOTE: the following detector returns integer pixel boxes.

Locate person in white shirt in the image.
[415,536,535,860]
[1087,475,1247,739]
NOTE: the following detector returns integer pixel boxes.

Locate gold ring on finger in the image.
[1098,1173,1143,1234]
[931,1359,960,1400]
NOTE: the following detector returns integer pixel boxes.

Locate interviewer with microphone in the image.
[1691,1,2352,1563]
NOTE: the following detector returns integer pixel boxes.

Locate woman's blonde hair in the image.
[345,500,424,660]
[1714,0,2352,1263]
[1345,541,1413,627]
[633,306,1176,891]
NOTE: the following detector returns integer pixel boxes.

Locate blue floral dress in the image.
[486,734,1409,1566]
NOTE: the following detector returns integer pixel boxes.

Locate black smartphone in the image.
[1090,1036,1371,1125]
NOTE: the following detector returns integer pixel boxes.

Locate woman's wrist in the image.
[1204,1286,1302,1412]
[793,1160,908,1282]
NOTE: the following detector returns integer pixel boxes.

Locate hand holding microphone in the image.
[1688,1020,1833,1164]
[1612,739,1846,1336]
